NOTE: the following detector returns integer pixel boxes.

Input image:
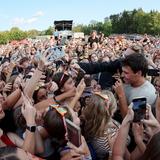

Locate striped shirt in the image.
[91,120,120,160]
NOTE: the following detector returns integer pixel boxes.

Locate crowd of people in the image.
[0,30,159,160]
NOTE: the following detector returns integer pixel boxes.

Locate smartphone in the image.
[132,97,147,122]
[147,69,160,76]
[75,68,86,87]
[65,119,81,147]
[47,46,65,62]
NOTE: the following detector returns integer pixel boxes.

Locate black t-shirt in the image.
[88,36,99,47]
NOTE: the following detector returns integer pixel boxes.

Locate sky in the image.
[0,0,159,31]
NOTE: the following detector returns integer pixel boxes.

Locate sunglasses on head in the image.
[48,104,68,141]
[49,104,67,116]
[94,92,109,102]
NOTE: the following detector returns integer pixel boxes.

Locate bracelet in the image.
[53,96,61,105]
[82,155,92,160]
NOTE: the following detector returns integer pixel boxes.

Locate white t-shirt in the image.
[124,80,157,107]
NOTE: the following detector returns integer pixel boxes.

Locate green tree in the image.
[8,27,27,41]
[45,26,54,35]
[0,32,8,44]
[73,24,83,32]
[102,20,112,36]
[110,14,120,33]
[27,29,40,38]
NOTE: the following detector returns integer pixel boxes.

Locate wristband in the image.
[53,96,61,105]
[83,155,92,160]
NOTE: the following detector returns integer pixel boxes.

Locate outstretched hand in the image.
[141,104,160,136]
[112,78,125,97]
[122,103,134,125]
[67,136,90,157]
[76,78,86,98]
[132,123,144,143]
[3,83,12,93]
[37,48,53,71]
[21,93,36,126]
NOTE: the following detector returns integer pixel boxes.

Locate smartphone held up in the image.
[132,97,147,122]
[65,119,81,147]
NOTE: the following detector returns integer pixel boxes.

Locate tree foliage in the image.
[8,27,27,41]
[110,8,160,35]
[0,9,159,44]
[27,29,40,38]
[0,32,8,44]
[72,9,160,36]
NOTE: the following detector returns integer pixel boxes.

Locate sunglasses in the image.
[94,92,109,100]
[94,92,111,113]
[50,104,67,116]
[94,92,109,105]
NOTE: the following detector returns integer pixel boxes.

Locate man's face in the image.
[122,66,139,85]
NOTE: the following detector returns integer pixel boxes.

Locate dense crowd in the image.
[0,30,160,160]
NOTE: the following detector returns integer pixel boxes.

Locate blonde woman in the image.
[81,90,120,159]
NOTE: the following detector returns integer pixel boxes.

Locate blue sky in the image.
[0,0,159,31]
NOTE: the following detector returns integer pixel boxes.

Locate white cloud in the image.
[12,17,25,25]
[34,11,44,17]
[12,10,44,26]
[26,17,38,24]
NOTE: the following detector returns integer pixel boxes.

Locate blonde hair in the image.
[81,90,117,140]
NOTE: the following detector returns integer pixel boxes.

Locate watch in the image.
[26,126,36,132]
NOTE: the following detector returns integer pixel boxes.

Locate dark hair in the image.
[32,86,47,104]
[43,109,67,149]
[1,58,10,65]
[19,57,29,65]
[52,72,70,96]
[0,110,17,133]
[122,53,148,76]
[0,146,19,160]
[55,60,65,69]
[140,132,160,160]
[45,69,54,83]
[43,106,72,149]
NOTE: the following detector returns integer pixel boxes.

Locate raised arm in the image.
[112,106,134,160]
[79,59,122,75]
[69,78,86,109]
[7,94,37,154]
[2,88,21,110]
[24,68,45,98]
[35,88,76,111]
[113,79,128,118]
[155,94,160,123]
[24,47,51,99]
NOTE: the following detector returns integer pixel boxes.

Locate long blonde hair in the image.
[81,90,117,140]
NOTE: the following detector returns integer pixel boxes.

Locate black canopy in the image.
[54,20,73,31]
